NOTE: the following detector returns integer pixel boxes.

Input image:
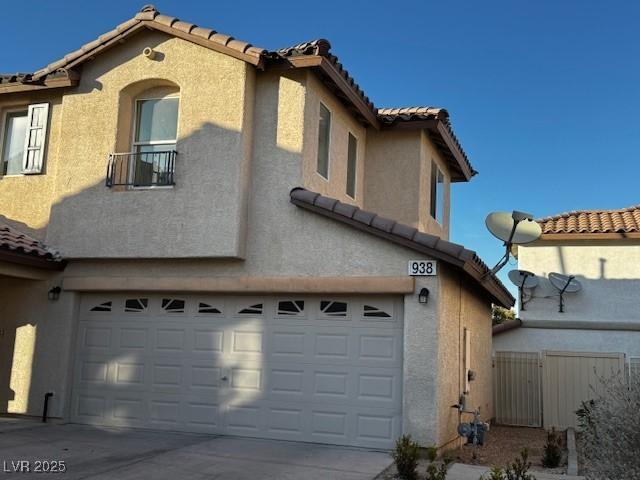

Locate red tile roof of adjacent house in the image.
[539,206,640,236]
[0,223,62,263]
[290,187,514,308]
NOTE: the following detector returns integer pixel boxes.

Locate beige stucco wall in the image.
[495,239,640,357]
[2,30,255,259]
[0,91,64,240]
[0,274,77,418]
[364,129,451,239]
[436,266,492,447]
[302,72,367,205]
[518,240,640,323]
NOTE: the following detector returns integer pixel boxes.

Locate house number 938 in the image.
[408,260,437,276]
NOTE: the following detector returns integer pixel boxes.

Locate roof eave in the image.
[0,70,79,95]
[279,55,380,128]
[290,188,514,308]
[0,249,67,271]
[538,232,640,241]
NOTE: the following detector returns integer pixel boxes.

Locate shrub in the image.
[541,428,562,468]
[577,373,640,479]
[392,435,420,480]
[481,465,506,480]
[504,449,535,480]
[424,450,451,480]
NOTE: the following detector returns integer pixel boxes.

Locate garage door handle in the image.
[221,376,228,381]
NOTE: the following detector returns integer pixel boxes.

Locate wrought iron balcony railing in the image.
[106,150,176,188]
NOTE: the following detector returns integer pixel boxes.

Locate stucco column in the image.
[402,276,439,446]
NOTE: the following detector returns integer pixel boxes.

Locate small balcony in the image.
[106,150,176,188]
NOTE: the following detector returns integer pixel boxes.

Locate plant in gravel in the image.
[481,465,506,480]
[541,428,562,468]
[504,449,535,480]
[424,447,451,480]
[576,373,640,480]
[392,435,420,480]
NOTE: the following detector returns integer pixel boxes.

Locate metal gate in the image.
[493,351,542,427]
[542,351,625,429]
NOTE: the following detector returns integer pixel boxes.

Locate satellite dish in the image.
[508,269,538,311]
[486,212,542,245]
[548,272,582,312]
[508,269,539,289]
[484,211,542,276]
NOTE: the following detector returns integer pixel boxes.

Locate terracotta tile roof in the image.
[0,223,62,261]
[5,4,268,88]
[2,5,476,181]
[539,206,640,235]
[290,187,514,307]
[277,39,376,114]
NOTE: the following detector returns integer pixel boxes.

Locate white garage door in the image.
[71,294,403,448]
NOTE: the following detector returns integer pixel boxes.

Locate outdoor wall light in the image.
[418,288,430,304]
[48,286,61,301]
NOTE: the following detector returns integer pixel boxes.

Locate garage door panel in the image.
[72,294,403,448]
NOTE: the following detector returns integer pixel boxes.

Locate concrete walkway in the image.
[0,423,392,479]
[448,463,585,480]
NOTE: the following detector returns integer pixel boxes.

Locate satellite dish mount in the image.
[485,211,542,276]
[508,269,538,311]
[548,272,582,313]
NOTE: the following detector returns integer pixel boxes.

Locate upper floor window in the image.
[430,160,445,224]
[346,133,357,198]
[132,96,179,186]
[106,91,179,188]
[1,103,49,176]
[316,103,331,179]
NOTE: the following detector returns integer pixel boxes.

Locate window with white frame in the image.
[131,96,179,186]
[1,103,49,176]
[316,103,331,179]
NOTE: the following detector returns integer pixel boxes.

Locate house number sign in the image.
[408,260,437,276]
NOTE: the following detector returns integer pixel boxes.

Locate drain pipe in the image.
[42,392,54,423]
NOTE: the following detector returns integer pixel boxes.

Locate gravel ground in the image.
[450,426,566,474]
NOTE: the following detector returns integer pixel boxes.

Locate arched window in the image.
[109,80,180,188]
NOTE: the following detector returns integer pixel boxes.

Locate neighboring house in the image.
[494,206,640,428]
[0,6,512,449]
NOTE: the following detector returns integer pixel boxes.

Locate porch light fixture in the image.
[48,286,61,301]
[418,288,430,304]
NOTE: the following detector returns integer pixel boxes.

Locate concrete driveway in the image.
[0,420,392,479]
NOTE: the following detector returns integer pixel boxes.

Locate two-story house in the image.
[0,6,512,449]
[494,206,640,428]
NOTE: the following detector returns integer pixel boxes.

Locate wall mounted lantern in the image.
[48,286,61,301]
[418,288,430,304]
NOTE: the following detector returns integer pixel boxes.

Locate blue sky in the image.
[3,1,639,293]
